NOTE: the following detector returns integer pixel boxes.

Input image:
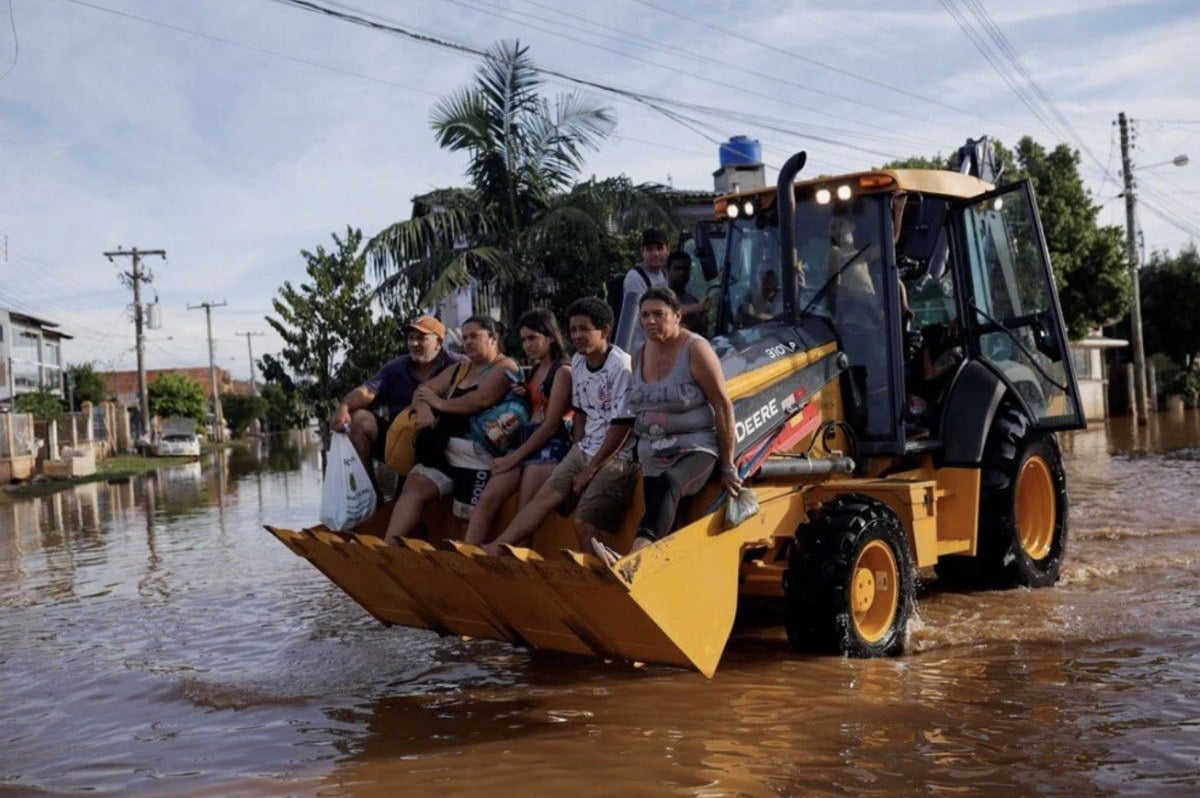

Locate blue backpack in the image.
[470,369,531,457]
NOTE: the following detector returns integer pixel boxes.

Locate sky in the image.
[1,0,1198,381]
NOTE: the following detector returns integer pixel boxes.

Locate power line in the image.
[65,0,938,170]
[268,0,922,164]
[941,0,1112,181]
[470,0,943,135]
[0,0,17,81]
[627,0,999,125]
[1139,196,1200,241]
[312,0,941,155]
[61,0,441,97]
[937,1,1061,140]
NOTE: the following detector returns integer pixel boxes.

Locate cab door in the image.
[953,180,1085,430]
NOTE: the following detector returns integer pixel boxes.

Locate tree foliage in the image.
[148,372,207,422]
[1141,243,1200,368]
[257,379,308,432]
[65,363,110,409]
[220,392,267,438]
[263,227,404,432]
[366,40,672,322]
[1006,138,1129,338]
[885,136,1129,338]
[14,388,64,419]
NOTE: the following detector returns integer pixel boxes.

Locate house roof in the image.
[4,309,74,339]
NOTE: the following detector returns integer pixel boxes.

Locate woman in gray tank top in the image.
[623,287,741,557]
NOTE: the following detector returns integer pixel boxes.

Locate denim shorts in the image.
[521,423,572,466]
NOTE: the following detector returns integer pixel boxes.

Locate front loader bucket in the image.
[265,484,806,677]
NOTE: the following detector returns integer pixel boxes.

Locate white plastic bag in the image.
[723,486,760,530]
[319,433,378,531]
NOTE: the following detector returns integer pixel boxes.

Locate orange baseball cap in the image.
[402,315,446,339]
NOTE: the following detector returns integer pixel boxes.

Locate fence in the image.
[0,412,37,483]
[3,404,131,482]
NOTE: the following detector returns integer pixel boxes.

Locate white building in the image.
[1070,334,1128,422]
[0,307,71,409]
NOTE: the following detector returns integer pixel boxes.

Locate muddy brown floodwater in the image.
[2,415,1199,797]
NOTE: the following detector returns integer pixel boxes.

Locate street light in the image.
[1134,154,1190,170]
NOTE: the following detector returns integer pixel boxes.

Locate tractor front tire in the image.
[936,404,1068,590]
[784,494,916,657]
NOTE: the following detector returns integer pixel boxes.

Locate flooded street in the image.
[2,416,1199,797]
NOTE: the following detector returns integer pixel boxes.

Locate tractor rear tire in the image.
[935,404,1068,590]
[783,494,916,657]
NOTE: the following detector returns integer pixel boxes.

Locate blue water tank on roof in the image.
[719,136,762,167]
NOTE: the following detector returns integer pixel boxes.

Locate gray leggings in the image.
[636,452,716,542]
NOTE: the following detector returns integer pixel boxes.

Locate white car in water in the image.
[155,418,201,457]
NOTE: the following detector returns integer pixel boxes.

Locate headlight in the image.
[836,184,852,201]
[815,188,831,205]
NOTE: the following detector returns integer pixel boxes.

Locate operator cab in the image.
[711,155,1085,459]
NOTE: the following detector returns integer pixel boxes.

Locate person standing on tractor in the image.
[666,250,711,334]
[612,228,671,349]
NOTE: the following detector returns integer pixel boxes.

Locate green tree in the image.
[148,372,207,422]
[14,388,64,419]
[366,40,672,321]
[257,379,307,431]
[1007,138,1129,338]
[1141,243,1200,368]
[220,392,267,438]
[65,363,110,408]
[264,227,404,433]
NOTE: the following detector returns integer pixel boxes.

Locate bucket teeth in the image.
[266,485,798,677]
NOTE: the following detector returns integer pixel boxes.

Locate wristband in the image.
[720,464,739,477]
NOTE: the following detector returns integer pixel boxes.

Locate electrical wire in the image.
[63,0,942,168]
[61,0,441,97]
[942,0,1114,183]
[483,0,945,135]
[0,0,17,81]
[627,0,999,126]
[267,0,929,164]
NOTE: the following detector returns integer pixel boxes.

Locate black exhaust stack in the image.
[775,151,807,320]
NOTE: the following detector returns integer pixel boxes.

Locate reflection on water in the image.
[2,419,1199,796]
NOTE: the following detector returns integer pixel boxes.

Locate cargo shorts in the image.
[545,444,638,533]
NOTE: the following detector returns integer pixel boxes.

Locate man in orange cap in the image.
[331,315,464,477]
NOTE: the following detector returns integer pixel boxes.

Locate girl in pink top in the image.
[464,309,573,546]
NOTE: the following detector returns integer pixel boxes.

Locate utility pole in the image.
[1118,112,1149,425]
[234,331,264,394]
[105,246,166,440]
[189,300,228,442]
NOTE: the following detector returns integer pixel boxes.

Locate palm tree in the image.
[366,40,673,321]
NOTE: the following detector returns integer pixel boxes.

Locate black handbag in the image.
[413,363,468,470]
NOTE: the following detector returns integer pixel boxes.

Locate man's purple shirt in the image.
[364,348,464,420]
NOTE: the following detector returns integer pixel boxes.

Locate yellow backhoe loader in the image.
[267,139,1084,677]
